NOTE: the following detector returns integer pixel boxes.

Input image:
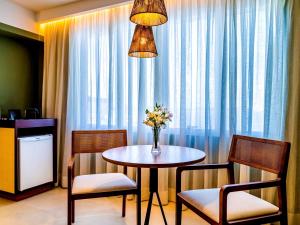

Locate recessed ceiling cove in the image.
[12,0,80,12]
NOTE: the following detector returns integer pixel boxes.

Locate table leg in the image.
[156,192,168,225]
[137,168,141,225]
[143,168,168,225]
[144,192,153,224]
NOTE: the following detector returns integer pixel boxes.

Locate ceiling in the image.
[11,0,80,12]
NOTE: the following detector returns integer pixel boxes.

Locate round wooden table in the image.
[102,145,206,225]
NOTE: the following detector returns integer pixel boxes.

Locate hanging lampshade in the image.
[130,0,168,26]
[128,25,158,58]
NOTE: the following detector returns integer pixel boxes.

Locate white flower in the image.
[143,103,173,129]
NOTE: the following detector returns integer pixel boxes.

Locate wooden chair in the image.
[68,130,141,225]
[176,135,290,225]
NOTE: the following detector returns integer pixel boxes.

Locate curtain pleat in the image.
[285,0,300,223]
[42,20,70,186]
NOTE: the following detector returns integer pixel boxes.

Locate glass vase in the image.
[152,127,161,153]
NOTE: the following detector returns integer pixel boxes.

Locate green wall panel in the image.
[0,34,43,117]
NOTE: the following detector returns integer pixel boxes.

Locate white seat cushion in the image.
[72,173,136,195]
[178,188,279,222]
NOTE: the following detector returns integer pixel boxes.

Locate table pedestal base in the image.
[144,168,168,225]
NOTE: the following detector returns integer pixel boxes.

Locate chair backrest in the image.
[72,130,127,155]
[228,135,290,177]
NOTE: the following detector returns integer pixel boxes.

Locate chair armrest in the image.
[219,179,282,222]
[220,179,281,194]
[176,163,230,193]
[68,156,75,170]
[68,156,76,192]
[177,163,230,173]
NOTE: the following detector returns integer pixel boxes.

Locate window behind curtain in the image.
[67,0,291,143]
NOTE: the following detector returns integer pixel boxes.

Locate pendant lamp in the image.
[130,0,168,26]
[128,25,158,58]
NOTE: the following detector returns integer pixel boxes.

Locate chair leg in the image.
[176,196,182,225]
[122,195,127,217]
[280,217,288,225]
[71,200,75,223]
[68,197,72,225]
[137,192,141,225]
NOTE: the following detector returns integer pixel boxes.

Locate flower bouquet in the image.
[143,103,173,152]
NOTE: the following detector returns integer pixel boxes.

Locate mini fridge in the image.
[18,135,53,191]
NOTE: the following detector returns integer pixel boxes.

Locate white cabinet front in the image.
[18,135,53,191]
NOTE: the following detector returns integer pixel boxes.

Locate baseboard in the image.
[0,182,54,201]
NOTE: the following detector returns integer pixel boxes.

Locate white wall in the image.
[37,0,131,23]
[0,0,131,34]
[0,0,38,34]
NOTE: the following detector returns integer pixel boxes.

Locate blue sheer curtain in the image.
[61,0,292,203]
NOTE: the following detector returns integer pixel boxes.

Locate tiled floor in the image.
[0,188,208,225]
